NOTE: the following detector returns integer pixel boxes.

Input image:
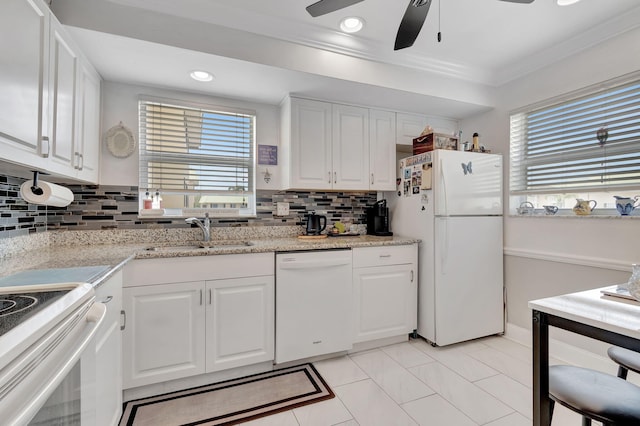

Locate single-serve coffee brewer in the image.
[366,199,393,236]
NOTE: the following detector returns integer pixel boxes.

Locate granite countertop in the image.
[134,235,419,259]
[0,232,419,286]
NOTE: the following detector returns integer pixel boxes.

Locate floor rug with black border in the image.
[119,363,334,425]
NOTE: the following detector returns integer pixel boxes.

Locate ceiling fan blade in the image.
[306,0,365,17]
[394,0,432,51]
[498,0,534,3]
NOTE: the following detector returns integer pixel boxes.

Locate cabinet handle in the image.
[371,173,374,185]
[209,289,212,305]
[41,136,50,158]
[411,270,414,282]
[200,289,203,306]
[79,153,84,170]
[74,152,80,169]
[379,254,391,258]
[101,295,113,304]
[328,171,331,184]
[334,171,337,184]
[120,310,126,331]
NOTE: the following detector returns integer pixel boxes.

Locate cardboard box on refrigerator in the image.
[412,133,458,154]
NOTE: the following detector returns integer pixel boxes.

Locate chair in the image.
[607,346,640,380]
[548,365,640,425]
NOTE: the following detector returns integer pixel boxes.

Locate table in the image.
[529,287,640,426]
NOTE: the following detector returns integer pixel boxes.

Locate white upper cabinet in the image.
[396,112,459,148]
[396,113,429,146]
[47,17,78,174]
[281,97,397,191]
[369,109,396,190]
[284,97,333,190]
[0,0,50,168]
[0,0,101,183]
[76,60,101,182]
[332,104,369,190]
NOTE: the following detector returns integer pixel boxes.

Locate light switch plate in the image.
[276,202,290,216]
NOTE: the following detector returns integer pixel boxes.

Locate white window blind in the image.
[510,77,640,195]
[139,99,256,214]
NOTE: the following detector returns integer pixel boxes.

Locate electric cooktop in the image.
[0,289,70,337]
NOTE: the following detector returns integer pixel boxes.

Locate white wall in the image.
[100,81,282,189]
[459,26,640,354]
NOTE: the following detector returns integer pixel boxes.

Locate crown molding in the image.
[492,5,640,86]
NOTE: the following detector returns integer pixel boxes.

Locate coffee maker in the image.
[366,200,393,236]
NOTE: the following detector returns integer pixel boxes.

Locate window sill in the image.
[138,208,257,220]
[509,213,640,219]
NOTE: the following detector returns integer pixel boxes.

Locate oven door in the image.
[0,300,106,425]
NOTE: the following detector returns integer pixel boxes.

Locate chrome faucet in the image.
[185,213,211,242]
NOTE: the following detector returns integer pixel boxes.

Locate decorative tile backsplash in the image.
[0,175,48,238]
[0,174,377,238]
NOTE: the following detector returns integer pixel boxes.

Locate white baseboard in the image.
[504,247,631,272]
[504,322,618,374]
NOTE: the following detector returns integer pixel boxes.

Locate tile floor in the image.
[242,336,601,426]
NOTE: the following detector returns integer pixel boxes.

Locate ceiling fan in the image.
[306,0,534,51]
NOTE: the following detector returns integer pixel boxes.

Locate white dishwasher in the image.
[275,249,353,364]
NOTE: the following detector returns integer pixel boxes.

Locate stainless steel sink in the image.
[205,240,254,248]
[145,245,207,252]
[145,241,253,251]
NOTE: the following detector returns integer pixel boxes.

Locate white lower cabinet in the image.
[94,270,123,426]
[352,245,418,343]
[122,253,274,389]
[206,276,274,372]
[123,281,206,389]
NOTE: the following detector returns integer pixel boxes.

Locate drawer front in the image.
[124,253,274,287]
[352,244,416,268]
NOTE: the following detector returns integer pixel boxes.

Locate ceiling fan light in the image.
[340,16,364,33]
[557,0,581,6]
[190,70,214,82]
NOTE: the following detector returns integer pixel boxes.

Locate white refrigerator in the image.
[387,149,504,346]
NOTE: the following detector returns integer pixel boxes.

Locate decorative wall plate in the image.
[105,122,136,158]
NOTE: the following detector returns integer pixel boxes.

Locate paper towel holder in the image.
[30,171,45,196]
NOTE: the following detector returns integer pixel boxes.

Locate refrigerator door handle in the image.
[440,217,449,275]
[440,158,448,216]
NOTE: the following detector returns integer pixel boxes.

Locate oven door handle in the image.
[9,302,106,426]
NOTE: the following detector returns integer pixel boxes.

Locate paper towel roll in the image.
[20,180,74,207]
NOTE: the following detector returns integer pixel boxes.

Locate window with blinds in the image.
[510,76,640,196]
[139,98,256,216]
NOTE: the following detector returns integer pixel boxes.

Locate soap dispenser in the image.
[152,190,163,209]
[143,190,153,210]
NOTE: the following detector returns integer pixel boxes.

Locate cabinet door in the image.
[396,113,428,146]
[122,281,206,389]
[353,264,416,343]
[48,18,78,174]
[0,0,49,166]
[205,276,274,372]
[76,60,101,183]
[94,270,123,426]
[332,104,369,190]
[369,109,396,191]
[290,98,332,189]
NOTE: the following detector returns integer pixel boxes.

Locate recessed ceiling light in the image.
[190,70,214,82]
[340,16,364,34]
[557,0,581,5]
